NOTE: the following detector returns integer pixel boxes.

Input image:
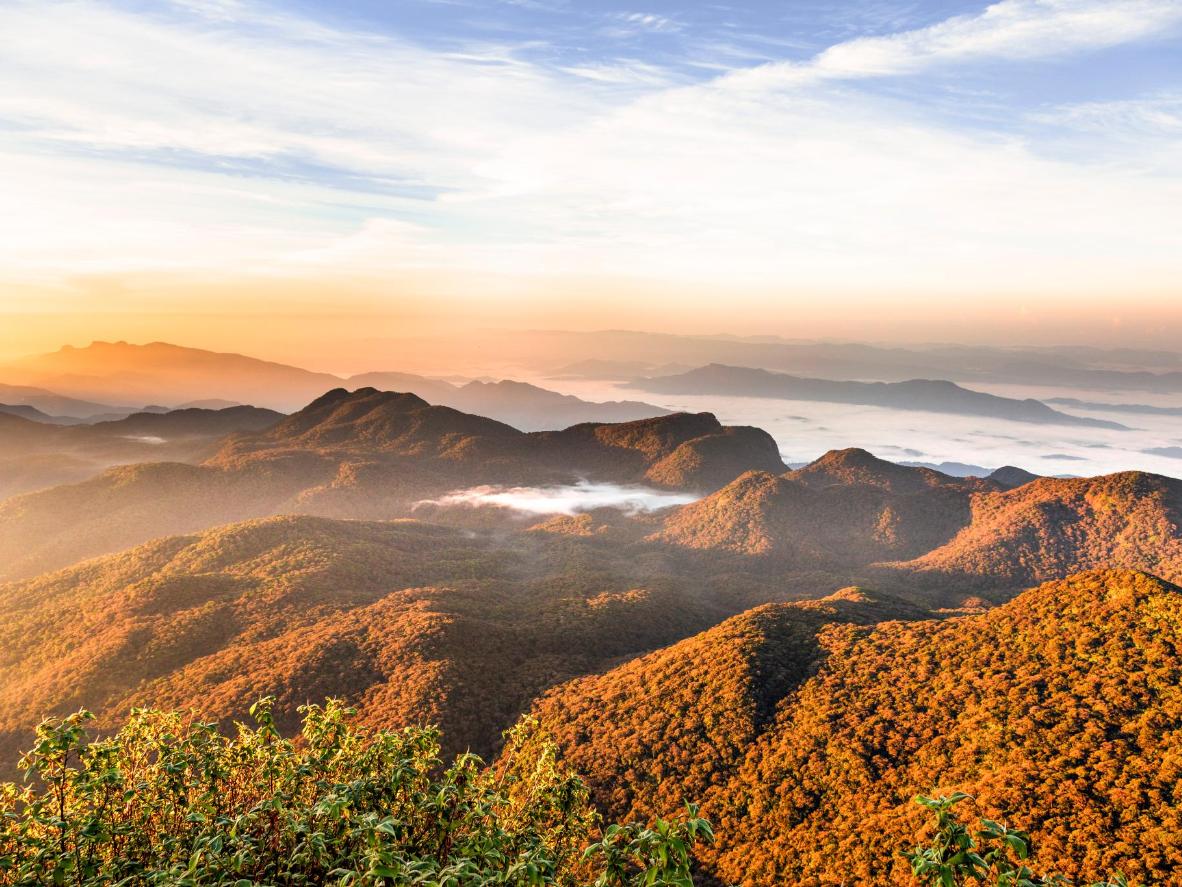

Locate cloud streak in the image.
[726,0,1182,87]
[416,481,698,516]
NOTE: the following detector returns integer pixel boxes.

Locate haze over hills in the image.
[0,403,88,425]
[0,405,284,500]
[0,341,342,412]
[1047,397,1182,417]
[381,330,1182,394]
[8,0,1182,876]
[0,382,135,420]
[0,341,669,428]
[0,389,783,580]
[349,373,669,431]
[627,364,1127,428]
[534,569,1182,885]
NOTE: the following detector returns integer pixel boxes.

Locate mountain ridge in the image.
[627,363,1127,428]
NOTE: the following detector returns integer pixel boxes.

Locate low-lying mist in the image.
[416,480,699,516]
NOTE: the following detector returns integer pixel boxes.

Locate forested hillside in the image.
[534,569,1182,885]
[0,513,786,772]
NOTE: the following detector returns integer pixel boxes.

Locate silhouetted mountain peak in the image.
[988,465,1040,488]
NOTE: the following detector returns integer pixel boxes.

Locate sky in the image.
[2,0,1182,357]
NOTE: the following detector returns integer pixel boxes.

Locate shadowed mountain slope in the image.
[535,569,1182,885]
[0,514,783,774]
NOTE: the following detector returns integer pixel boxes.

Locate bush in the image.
[902,793,1131,887]
[0,699,711,886]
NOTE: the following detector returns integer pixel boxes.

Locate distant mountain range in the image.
[377,329,1182,394]
[626,363,1127,428]
[1046,396,1182,417]
[0,382,139,420]
[349,373,668,430]
[0,341,668,426]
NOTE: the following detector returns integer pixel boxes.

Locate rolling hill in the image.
[654,451,988,575]
[890,470,1182,591]
[0,513,776,774]
[0,389,784,580]
[534,569,1182,885]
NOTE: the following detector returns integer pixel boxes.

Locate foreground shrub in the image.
[902,793,1132,887]
[0,699,711,886]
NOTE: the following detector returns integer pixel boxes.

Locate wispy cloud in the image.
[416,481,698,515]
[1,0,1180,301]
[726,0,1182,87]
[611,11,681,33]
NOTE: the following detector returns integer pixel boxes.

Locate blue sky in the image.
[1,0,1181,341]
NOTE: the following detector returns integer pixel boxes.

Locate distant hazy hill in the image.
[0,341,672,427]
[0,403,85,425]
[0,389,784,580]
[451,330,1182,394]
[627,364,1127,428]
[0,405,283,502]
[546,359,693,381]
[534,569,1182,885]
[0,382,132,419]
[0,341,342,412]
[1047,396,1182,417]
[347,373,670,430]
